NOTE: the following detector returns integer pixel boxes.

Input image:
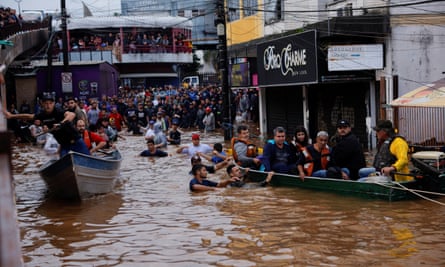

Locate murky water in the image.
[11,131,445,266]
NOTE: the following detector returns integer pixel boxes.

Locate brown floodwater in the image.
[11,130,445,266]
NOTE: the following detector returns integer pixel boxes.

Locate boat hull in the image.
[246,170,420,201]
[39,151,122,200]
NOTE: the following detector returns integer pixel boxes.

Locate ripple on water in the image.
[11,132,445,266]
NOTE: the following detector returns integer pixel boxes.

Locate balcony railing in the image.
[56,44,193,64]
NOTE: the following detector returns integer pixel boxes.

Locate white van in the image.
[182,76,199,88]
[21,10,45,22]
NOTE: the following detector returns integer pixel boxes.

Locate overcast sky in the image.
[2,0,121,17]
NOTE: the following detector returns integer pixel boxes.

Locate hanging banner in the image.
[61,72,73,93]
[257,30,318,87]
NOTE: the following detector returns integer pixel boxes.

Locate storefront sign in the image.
[257,30,318,87]
[328,44,384,71]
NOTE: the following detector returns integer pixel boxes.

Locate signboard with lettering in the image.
[257,30,318,87]
[61,72,73,93]
[230,62,250,87]
[328,44,384,71]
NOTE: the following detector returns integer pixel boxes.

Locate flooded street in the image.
[12,131,445,266]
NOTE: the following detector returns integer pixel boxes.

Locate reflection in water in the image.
[12,132,445,266]
[35,193,124,256]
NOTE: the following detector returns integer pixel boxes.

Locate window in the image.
[243,0,257,17]
[228,0,240,22]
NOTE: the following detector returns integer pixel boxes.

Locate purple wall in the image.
[37,62,119,101]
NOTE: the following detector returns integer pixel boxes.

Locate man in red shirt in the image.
[109,106,125,132]
[76,119,107,154]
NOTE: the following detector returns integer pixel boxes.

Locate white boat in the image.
[39,150,122,200]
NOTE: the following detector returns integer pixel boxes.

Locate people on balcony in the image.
[59,29,191,55]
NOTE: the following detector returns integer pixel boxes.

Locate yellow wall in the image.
[226,0,264,46]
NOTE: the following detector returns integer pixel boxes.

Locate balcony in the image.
[57,44,193,64]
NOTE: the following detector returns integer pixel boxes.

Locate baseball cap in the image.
[336,119,350,128]
[42,92,56,101]
[192,133,200,140]
[205,107,212,112]
[373,120,393,131]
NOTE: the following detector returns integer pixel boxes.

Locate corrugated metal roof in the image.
[54,16,193,31]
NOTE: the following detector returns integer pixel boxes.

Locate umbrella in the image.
[391,78,445,107]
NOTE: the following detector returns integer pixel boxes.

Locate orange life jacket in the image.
[231,137,257,163]
[301,145,330,176]
[295,142,305,152]
[82,130,92,149]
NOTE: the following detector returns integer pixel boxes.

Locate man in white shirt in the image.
[144,120,156,140]
[176,133,212,157]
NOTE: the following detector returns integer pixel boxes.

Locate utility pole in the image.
[215,0,232,140]
[60,0,73,98]
[13,0,22,15]
[61,0,69,70]
[47,15,53,92]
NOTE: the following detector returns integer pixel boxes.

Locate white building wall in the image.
[264,0,330,36]
[390,1,445,15]
[387,21,445,95]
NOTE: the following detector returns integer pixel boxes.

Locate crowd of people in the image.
[59,30,192,54]
[0,6,21,28]
[185,117,411,192]
[230,119,411,186]
[6,84,259,145]
[3,80,411,192]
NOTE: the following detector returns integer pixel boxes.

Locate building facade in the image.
[120,0,218,49]
[226,0,445,148]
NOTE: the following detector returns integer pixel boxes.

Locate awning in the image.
[391,78,445,107]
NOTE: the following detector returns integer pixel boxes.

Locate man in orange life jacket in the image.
[297,131,349,180]
[231,125,261,169]
[76,119,107,154]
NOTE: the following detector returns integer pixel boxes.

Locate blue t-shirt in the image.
[189,178,218,191]
[211,151,226,164]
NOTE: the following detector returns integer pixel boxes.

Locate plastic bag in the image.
[44,133,60,155]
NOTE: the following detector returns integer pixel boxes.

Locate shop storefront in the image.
[256,30,380,150]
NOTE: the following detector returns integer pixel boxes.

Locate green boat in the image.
[245,169,422,201]
[246,150,445,201]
